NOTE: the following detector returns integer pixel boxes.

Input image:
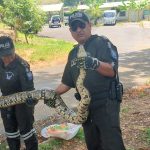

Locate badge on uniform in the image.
[26,71,33,80]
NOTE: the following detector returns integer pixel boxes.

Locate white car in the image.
[103,10,117,25]
[49,15,61,28]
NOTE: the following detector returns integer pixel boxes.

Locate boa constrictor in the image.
[0,45,91,124]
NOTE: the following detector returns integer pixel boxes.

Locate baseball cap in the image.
[0,36,15,57]
[69,11,90,26]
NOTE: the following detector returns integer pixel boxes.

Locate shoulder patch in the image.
[16,55,33,80]
[107,41,118,61]
[26,71,33,80]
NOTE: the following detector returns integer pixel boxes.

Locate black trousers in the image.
[1,103,38,150]
[82,98,126,150]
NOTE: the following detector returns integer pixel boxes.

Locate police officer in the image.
[0,36,38,150]
[45,11,126,150]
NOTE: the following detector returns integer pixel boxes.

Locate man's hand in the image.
[44,90,57,108]
[76,56,100,70]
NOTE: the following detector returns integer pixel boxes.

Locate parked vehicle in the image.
[49,15,61,28]
[64,16,69,26]
[103,10,117,25]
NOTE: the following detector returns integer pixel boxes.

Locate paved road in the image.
[0,23,150,134]
[38,23,150,53]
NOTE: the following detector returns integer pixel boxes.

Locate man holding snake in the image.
[45,11,126,150]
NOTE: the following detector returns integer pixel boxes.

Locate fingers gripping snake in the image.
[0,45,91,124]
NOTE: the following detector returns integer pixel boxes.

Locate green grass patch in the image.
[121,106,130,113]
[39,139,63,150]
[15,34,73,64]
[0,25,74,64]
[138,91,147,98]
[0,22,10,29]
[0,141,8,150]
[144,128,150,145]
[126,148,135,150]
[75,128,85,141]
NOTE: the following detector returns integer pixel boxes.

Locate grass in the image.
[0,22,74,64]
[15,33,73,64]
[140,127,150,148]
[0,142,8,150]
[121,106,130,113]
[39,138,63,150]
[144,128,150,145]
[75,128,85,141]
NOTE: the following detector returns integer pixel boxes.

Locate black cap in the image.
[0,36,15,57]
[69,11,90,26]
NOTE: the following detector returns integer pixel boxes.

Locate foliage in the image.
[63,0,80,6]
[1,0,46,43]
[0,0,3,5]
[84,0,104,25]
[120,0,149,21]
[38,0,61,4]
[120,0,149,11]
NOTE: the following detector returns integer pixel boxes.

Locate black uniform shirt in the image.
[0,55,34,96]
[62,35,118,101]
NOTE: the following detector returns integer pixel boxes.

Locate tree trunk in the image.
[13,27,18,42]
[25,34,29,44]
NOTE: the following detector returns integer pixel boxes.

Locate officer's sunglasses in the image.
[70,21,86,32]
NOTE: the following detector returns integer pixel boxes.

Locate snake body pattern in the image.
[0,45,91,124]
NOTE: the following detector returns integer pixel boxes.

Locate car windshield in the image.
[52,16,60,21]
[104,12,115,17]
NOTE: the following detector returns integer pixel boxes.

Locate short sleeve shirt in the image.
[62,35,118,100]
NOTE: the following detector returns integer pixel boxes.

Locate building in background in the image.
[40,3,64,22]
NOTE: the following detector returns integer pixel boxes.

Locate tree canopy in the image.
[1,0,46,43]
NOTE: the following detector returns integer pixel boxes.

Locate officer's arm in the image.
[96,62,115,77]
[55,83,71,95]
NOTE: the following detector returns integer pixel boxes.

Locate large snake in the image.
[0,45,91,124]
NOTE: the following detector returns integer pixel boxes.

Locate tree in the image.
[63,0,80,6]
[136,0,149,21]
[120,0,149,21]
[83,0,104,25]
[0,0,3,5]
[2,0,46,43]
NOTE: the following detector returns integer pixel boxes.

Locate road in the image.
[38,23,150,53]
[0,23,150,134]
[37,24,150,88]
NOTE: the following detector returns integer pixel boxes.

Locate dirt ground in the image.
[36,86,150,150]
[59,86,150,150]
[0,86,149,150]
